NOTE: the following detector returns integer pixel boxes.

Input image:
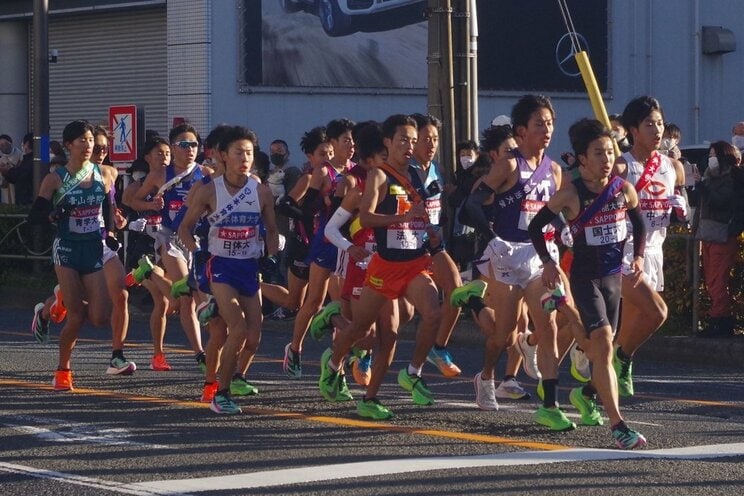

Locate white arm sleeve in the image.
[324,207,354,252]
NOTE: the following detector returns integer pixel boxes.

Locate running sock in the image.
[581,384,597,397]
[217,389,229,397]
[112,349,125,360]
[616,347,632,361]
[407,364,423,377]
[232,373,244,381]
[433,344,446,351]
[328,359,340,372]
[503,374,516,382]
[611,420,628,431]
[468,296,486,317]
[542,378,558,408]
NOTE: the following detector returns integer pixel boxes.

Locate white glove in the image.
[668,194,688,218]
[278,233,286,252]
[128,218,147,232]
[560,225,574,248]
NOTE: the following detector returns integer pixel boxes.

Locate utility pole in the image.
[32,0,50,271]
[453,0,471,143]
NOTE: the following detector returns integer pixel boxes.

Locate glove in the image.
[128,218,147,232]
[105,235,121,252]
[259,255,280,281]
[560,225,574,248]
[194,250,211,270]
[668,194,688,219]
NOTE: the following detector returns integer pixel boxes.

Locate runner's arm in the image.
[259,183,280,258]
[177,182,212,253]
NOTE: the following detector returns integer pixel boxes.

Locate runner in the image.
[528,118,648,449]
[179,125,279,414]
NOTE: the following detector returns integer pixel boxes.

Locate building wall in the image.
[0,21,29,145]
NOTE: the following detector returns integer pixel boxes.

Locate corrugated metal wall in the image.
[46,8,168,141]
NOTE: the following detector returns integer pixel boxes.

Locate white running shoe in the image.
[516,331,541,380]
[495,377,531,400]
[569,343,591,383]
[473,373,499,411]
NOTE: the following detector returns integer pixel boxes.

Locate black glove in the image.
[259,255,280,281]
[194,250,212,271]
[105,235,121,252]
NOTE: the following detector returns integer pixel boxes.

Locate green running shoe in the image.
[309,301,342,341]
[171,276,191,298]
[450,280,487,308]
[197,296,218,327]
[196,351,207,374]
[397,369,434,405]
[318,348,341,402]
[569,344,591,383]
[535,406,576,431]
[569,387,603,426]
[32,302,49,344]
[536,379,544,401]
[612,423,647,450]
[283,343,302,379]
[357,397,393,420]
[132,255,154,284]
[210,392,242,414]
[613,346,634,397]
[230,375,258,396]
[337,373,353,402]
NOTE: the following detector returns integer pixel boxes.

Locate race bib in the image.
[639,198,671,231]
[518,199,546,231]
[68,206,102,234]
[425,197,441,225]
[584,209,627,246]
[216,226,257,258]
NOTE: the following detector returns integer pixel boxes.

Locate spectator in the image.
[448,139,480,269]
[692,140,743,337]
[609,113,631,152]
[731,121,744,152]
[0,132,34,205]
[50,140,66,164]
[661,123,682,160]
[0,134,24,203]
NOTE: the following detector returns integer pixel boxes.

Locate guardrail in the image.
[0,213,52,261]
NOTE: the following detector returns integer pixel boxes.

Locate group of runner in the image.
[26,92,686,451]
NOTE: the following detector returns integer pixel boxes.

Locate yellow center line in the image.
[0,377,568,452]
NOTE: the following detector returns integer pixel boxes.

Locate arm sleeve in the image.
[463,182,497,239]
[27,196,53,225]
[627,205,646,258]
[276,195,304,219]
[324,207,354,252]
[528,206,558,261]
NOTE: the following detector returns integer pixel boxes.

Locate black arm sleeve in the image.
[627,205,646,259]
[301,187,322,216]
[329,195,343,216]
[27,196,53,225]
[463,182,496,240]
[102,196,114,232]
[276,195,304,219]
[528,206,558,262]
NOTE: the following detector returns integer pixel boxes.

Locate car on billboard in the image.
[280,0,426,37]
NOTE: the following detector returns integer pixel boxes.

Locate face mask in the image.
[270,153,287,166]
[707,157,719,171]
[459,156,475,170]
[132,171,146,181]
[661,138,676,151]
[732,135,744,151]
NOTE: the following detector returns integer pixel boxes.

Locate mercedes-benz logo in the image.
[555,32,589,77]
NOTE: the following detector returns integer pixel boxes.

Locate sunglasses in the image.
[93,144,108,154]
[175,141,199,150]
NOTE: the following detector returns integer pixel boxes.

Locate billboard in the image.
[242,0,607,92]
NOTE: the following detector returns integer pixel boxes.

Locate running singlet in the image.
[570,178,628,279]
[622,151,676,250]
[161,163,205,230]
[492,151,557,242]
[411,159,444,226]
[206,176,263,260]
[53,163,106,241]
[374,165,427,261]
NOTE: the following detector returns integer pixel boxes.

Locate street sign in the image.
[108,105,137,162]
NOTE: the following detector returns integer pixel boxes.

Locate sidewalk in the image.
[4,286,742,370]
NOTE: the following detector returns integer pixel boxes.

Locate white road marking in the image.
[0,414,170,449]
[0,462,185,496]
[129,443,744,494]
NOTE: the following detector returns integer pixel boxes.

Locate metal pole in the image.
[453,0,470,143]
[426,0,443,120]
[469,0,479,139]
[32,0,50,274]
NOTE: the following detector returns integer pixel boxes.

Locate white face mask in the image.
[132,171,146,181]
[707,156,719,171]
[732,135,744,150]
[661,138,676,152]
[459,156,475,170]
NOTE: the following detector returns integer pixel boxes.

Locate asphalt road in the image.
[1,302,743,495]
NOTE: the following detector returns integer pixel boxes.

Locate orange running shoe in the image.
[53,369,73,391]
[349,353,372,387]
[150,353,172,371]
[200,382,218,403]
[49,284,67,324]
